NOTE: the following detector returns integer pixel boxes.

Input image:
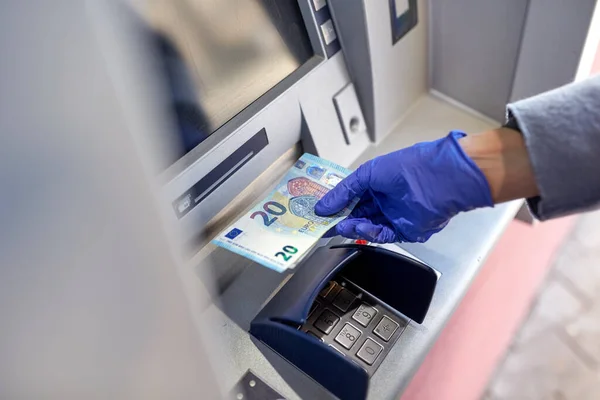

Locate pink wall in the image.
[400,217,575,400]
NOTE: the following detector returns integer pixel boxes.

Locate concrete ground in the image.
[484,210,600,400]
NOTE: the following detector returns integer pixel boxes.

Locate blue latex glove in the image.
[315,131,493,243]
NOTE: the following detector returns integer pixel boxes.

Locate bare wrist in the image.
[459,128,539,203]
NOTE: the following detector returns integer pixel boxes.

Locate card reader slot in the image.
[172,128,268,219]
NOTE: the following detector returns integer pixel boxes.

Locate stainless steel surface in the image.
[134,0,313,160]
[329,0,428,141]
[148,4,371,252]
[164,50,371,243]
[333,83,368,145]
[509,0,596,101]
[149,0,372,245]
[430,0,529,121]
[159,55,321,184]
[329,0,375,139]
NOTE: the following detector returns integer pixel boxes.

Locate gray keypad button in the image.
[332,288,357,312]
[373,316,399,341]
[356,338,383,365]
[352,303,378,327]
[334,323,362,349]
[314,309,340,334]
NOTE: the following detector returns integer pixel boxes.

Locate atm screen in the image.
[137,0,314,164]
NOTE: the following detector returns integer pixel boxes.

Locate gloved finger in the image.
[335,217,371,239]
[315,165,370,216]
[349,198,378,219]
[355,222,398,244]
[322,226,338,238]
[402,221,448,243]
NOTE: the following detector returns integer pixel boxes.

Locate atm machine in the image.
[4,0,595,399]
[101,2,443,399]
[106,0,447,398]
[121,1,440,398]
[91,1,595,399]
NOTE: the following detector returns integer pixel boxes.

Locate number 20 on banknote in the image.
[250,200,299,262]
[212,153,357,272]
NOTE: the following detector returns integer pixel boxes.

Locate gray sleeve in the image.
[506,75,600,220]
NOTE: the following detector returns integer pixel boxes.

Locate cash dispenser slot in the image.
[250,244,438,400]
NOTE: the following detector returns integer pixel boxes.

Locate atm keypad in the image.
[301,279,408,375]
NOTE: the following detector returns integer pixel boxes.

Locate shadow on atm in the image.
[152,32,212,165]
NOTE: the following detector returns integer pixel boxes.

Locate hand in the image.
[314,131,494,243]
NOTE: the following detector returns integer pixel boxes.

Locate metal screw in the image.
[236,393,244,400]
[249,380,256,388]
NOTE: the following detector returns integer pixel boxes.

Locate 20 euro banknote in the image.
[212,153,358,272]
